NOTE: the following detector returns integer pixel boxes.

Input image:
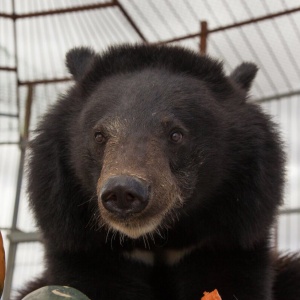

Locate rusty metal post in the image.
[200,21,208,55]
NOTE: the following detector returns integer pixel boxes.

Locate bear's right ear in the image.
[66,47,96,81]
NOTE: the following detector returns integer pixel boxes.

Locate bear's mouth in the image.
[103,216,163,239]
[98,193,183,240]
[98,198,168,239]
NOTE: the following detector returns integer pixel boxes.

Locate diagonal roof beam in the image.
[0,2,116,19]
[154,6,300,45]
[113,0,147,42]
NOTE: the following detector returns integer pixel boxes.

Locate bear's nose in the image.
[100,175,149,217]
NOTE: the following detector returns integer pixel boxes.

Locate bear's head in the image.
[29,45,284,250]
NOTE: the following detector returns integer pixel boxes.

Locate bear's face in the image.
[71,68,225,239]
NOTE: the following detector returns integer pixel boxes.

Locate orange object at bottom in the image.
[201,289,222,300]
[0,231,5,295]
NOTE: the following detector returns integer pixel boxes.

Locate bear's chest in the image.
[123,245,199,266]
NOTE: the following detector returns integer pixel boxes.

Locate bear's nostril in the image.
[126,193,135,202]
[100,175,149,217]
[103,193,118,204]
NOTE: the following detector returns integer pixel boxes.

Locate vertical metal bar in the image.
[274,219,279,252]
[2,0,19,297]
[2,235,18,300]
[23,85,34,141]
[2,2,35,296]
[2,84,34,299]
[200,21,208,55]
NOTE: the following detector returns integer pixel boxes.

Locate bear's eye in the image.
[94,132,105,144]
[170,131,183,143]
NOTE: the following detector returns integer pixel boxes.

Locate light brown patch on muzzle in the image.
[97,139,183,239]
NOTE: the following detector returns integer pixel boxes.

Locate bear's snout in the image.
[100,175,149,218]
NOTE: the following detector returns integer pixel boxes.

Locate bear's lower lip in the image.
[102,214,163,239]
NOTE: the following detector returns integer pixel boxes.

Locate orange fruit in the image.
[201,289,222,300]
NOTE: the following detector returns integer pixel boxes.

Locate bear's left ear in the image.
[66,47,96,81]
[230,63,258,92]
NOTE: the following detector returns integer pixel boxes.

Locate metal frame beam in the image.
[6,231,41,243]
[0,2,116,19]
[280,208,300,215]
[0,67,17,72]
[113,0,147,42]
[254,89,300,103]
[155,7,300,45]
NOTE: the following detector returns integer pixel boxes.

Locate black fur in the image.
[65,47,96,81]
[17,44,300,300]
[230,62,258,92]
[273,254,300,300]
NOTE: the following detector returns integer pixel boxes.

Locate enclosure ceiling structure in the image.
[1,1,300,93]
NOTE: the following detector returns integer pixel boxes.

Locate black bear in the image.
[18,44,300,300]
